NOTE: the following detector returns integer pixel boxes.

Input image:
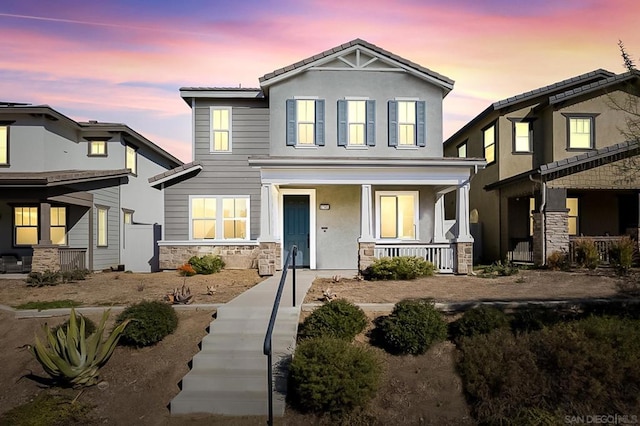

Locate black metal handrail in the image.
[263,245,297,426]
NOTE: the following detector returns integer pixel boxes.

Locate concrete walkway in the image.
[169,269,316,417]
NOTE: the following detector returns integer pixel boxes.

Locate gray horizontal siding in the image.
[165,101,269,241]
[92,187,120,269]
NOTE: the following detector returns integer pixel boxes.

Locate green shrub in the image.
[363,256,435,280]
[25,270,61,286]
[510,305,577,333]
[115,301,178,347]
[546,250,571,271]
[288,337,382,416]
[374,299,447,355]
[457,316,640,423]
[449,305,510,341]
[574,238,600,269]
[52,314,97,337]
[609,237,635,275]
[299,299,367,341]
[188,254,225,275]
[61,268,90,283]
[479,260,519,278]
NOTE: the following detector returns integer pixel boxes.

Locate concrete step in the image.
[179,367,288,392]
[209,318,299,335]
[216,306,299,320]
[170,390,285,416]
[191,351,290,370]
[200,333,295,352]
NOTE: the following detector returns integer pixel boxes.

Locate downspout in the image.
[191,98,196,162]
[529,174,546,264]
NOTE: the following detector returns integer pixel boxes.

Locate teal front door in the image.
[283,195,310,267]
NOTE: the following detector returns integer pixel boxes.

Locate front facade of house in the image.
[155,39,485,275]
[443,70,640,264]
[0,103,182,272]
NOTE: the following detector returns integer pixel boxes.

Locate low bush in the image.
[61,269,91,283]
[288,337,382,416]
[510,305,578,333]
[449,305,510,341]
[115,301,178,347]
[16,299,81,310]
[299,299,367,341]
[25,270,61,286]
[0,393,92,425]
[546,250,571,271]
[574,238,600,269]
[457,316,640,424]
[188,255,225,275]
[609,237,635,275]
[374,299,447,355]
[363,256,435,280]
[479,260,519,278]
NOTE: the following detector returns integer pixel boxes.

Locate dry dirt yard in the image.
[0,268,636,425]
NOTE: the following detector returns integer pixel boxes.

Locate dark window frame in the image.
[508,118,534,154]
[457,140,467,158]
[0,121,14,167]
[482,121,498,165]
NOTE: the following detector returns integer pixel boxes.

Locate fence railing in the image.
[569,236,624,265]
[373,243,454,273]
[263,245,297,426]
[507,238,534,263]
[59,248,87,272]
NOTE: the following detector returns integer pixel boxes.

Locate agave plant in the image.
[30,308,130,387]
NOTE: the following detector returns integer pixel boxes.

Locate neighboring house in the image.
[0,102,182,273]
[153,39,486,275]
[443,69,640,264]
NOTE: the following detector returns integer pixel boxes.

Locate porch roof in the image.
[148,161,203,187]
[0,169,130,187]
[248,156,486,168]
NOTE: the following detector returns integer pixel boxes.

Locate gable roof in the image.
[258,38,454,93]
[444,69,615,147]
[549,69,640,105]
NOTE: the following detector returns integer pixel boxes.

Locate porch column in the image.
[455,182,473,243]
[433,194,447,243]
[359,184,374,242]
[259,183,278,241]
[39,202,52,245]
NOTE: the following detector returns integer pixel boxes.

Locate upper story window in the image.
[388,100,426,148]
[190,196,250,240]
[286,99,325,147]
[564,114,597,149]
[337,99,375,147]
[376,191,418,240]
[125,145,137,175]
[513,121,532,153]
[88,140,107,156]
[483,123,496,164]
[211,107,232,152]
[457,141,467,158]
[0,125,8,165]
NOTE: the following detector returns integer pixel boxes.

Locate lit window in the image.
[126,145,137,174]
[50,207,67,245]
[567,198,578,235]
[89,141,107,156]
[211,108,231,152]
[14,207,38,246]
[348,101,366,145]
[377,192,418,239]
[123,211,133,224]
[483,124,496,164]
[97,207,108,247]
[457,142,467,158]
[190,196,250,240]
[529,198,535,236]
[398,101,416,146]
[297,100,315,145]
[569,117,593,149]
[0,126,8,165]
[514,122,531,152]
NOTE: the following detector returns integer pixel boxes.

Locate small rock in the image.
[97,381,109,390]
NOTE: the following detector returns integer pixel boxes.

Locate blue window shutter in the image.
[286,99,296,146]
[366,100,376,146]
[388,100,398,147]
[337,100,347,146]
[416,101,426,147]
[315,99,325,146]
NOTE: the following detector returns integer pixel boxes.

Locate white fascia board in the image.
[179,90,262,99]
[249,157,486,169]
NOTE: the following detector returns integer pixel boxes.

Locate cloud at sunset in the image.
[1,0,639,160]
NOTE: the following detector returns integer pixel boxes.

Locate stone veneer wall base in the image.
[32,245,60,273]
[455,242,473,275]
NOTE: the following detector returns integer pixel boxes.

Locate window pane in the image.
[51,227,67,245]
[458,144,467,158]
[566,198,578,216]
[568,217,578,236]
[223,198,234,218]
[204,198,216,218]
[398,195,416,239]
[224,219,247,239]
[484,144,495,164]
[124,212,132,224]
[192,198,204,218]
[90,141,105,155]
[399,124,415,145]
[297,100,315,122]
[398,101,415,124]
[213,109,229,131]
[484,126,495,147]
[380,196,397,238]
[348,101,365,123]
[0,126,7,164]
[235,198,247,218]
[51,207,65,226]
[193,219,215,239]
[126,146,136,174]
[514,122,530,152]
[298,123,314,144]
[214,131,229,151]
[98,208,107,246]
[16,227,38,245]
[569,118,591,148]
[349,124,365,145]
[567,198,578,235]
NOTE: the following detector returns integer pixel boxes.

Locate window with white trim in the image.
[286,99,325,146]
[0,125,8,165]
[125,145,137,175]
[348,100,366,145]
[388,100,426,147]
[14,206,38,246]
[89,140,107,156]
[190,196,250,240]
[376,191,418,240]
[398,101,416,146]
[338,99,375,147]
[211,107,232,152]
[297,100,315,145]
[97,206,108,247]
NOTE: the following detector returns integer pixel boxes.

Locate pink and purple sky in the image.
[1,0,639,162]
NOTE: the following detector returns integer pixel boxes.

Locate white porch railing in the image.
[373,243,454,273]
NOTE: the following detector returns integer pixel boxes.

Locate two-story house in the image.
[444,69,640,265]
[153,39,486,275]
[0,102,182,273]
